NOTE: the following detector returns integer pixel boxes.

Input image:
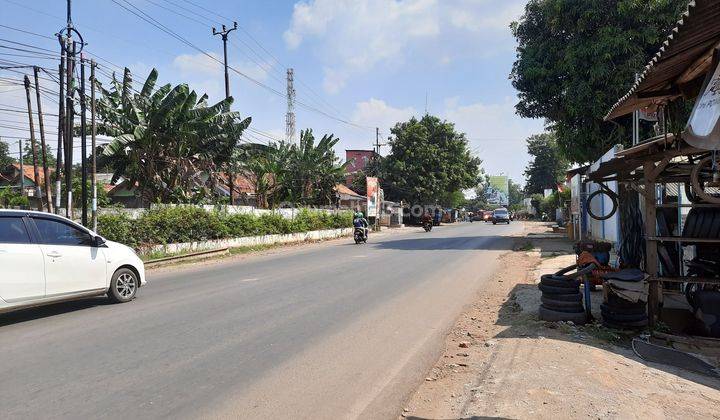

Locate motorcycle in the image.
[354,226,368,244]
[423,220,433,232]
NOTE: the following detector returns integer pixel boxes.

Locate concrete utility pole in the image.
[23,75,43,211]
[18,139,24,196]
[33,66,54,213]
[212,21,238,204]
[55,43,65,214]
[286,68,296,142]
[80,56,88,227]
[90,60,97,232]
[65,41,76,217]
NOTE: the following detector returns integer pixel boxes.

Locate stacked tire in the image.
[601,269,648,329]
[538,271,586,325]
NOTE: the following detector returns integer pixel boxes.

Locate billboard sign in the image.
[366,177,379,217]
[486,175,509,206]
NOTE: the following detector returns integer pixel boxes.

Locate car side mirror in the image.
[93,235,107,247]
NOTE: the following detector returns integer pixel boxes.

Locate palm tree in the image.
[94,68,251,203]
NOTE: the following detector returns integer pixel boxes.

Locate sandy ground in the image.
[402,222,720,420]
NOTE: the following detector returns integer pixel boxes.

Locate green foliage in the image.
[94,68,251,204]
[0,140,16,168]
[524,133,568,194]
[382,115,481,205]
[21,141,56,168]
[97,206,353,249]
[509,179,524,208]
[511,0,687,163]
[0,187,30,208]
[231,130,348,208]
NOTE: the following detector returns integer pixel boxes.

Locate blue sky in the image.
[0,0,545,183]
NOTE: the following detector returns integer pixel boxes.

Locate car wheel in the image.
[492,221,497,225]
[108,268,138,303]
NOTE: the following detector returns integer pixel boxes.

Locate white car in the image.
[0,209,145,314]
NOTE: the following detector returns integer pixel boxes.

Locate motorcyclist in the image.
[421,210,433,226]
[353,211,369,238]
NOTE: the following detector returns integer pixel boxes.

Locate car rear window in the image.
[0,217,31,244]
[494,210,508,215]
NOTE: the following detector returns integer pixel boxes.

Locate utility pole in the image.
[212,21,238,204]
[23,75,43,211]
[286,68,296,142]
[33,66,54,213]
[80,56,88,227]
[375,127,380,154]
[90,60,97,232]
[65,41,76,218]
[55,42,65,214]
[18,139,24,196]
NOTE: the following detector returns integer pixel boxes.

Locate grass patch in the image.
[514,241,534,251]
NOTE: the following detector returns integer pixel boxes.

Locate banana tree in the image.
[94,68,251,204]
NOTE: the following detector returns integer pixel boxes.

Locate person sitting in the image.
[353,212,369,236]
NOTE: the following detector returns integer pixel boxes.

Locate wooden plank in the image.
[657,277,720,285]
[648,236,720,243]
[645,161,660,327]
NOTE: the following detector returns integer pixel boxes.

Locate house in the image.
[335,183,365,210]
[0,163,52,198]
[345,149,378,185]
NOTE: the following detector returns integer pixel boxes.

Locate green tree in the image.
[511,0,687,163]
[382,115,481,204]
[94,68,251,203]
[524,133,568,195]
[21,141,56,168]
[0,140,15,168]
[508,179,524,209]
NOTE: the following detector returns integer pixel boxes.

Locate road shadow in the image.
[493,282,720,390]
[375,236,516,251]
[0,297,111,327]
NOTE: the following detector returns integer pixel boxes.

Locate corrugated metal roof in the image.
[605,0,720,120]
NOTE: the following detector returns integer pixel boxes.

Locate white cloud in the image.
[351,98,417,133]
[443,97,545,182]
[284,0,527,93]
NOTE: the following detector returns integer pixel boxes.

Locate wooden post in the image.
[33,66,54,213]
[644,160,659,326]
[23,75,44,211]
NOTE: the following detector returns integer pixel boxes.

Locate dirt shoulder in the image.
[402,222,720,420]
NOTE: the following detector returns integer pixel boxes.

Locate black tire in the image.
[542,295,584,308]
[539,305,587,324]
[683,209,699,238]
[539,283,580,295]
[492,221,497,225]
[542,291,583,302]
[600,303,647,316]
[586,188,618,221]
[107,267,138,303]
[606,294,646,310]
[540,274,580,288]
[541,297,584,312]
[602,310,647,323]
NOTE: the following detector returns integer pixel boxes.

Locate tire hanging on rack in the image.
[691,156,720,205]
[586,184,619,221]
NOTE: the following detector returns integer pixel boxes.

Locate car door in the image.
[0,215,45,303]
[31,216,107,297]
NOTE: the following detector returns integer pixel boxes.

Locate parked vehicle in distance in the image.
[0,210,146,314]
[492,208,511,225]
[482,210,494,222]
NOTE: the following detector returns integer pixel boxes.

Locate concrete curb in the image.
[143,227,354,256]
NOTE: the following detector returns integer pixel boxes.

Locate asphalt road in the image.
[0,221,522,420]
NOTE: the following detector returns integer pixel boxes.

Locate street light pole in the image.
[212,21,238,204]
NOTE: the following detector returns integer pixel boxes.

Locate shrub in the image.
[97,206,353,248]
[97,213,138,248]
